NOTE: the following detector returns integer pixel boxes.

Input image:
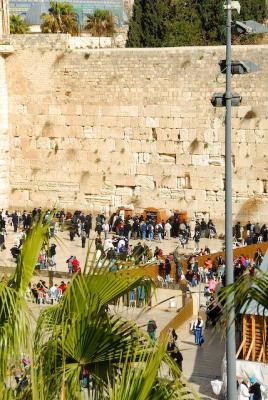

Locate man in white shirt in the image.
[164,222,172,240]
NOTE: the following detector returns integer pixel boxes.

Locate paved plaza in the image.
[0,223,224,273]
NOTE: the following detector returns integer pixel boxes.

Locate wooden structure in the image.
[143,208,169,224]
[237,314,268,363]
[172,210,188,224]
[117,207,133,220]
[236,250,268,364]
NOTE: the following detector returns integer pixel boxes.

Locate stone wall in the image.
[5,37,268,226]
[0,45,13,208]
[9,31,128,50]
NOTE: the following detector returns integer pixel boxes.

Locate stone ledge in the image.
[0,44,14,55]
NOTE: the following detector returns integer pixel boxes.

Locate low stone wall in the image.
[10,30,128,49]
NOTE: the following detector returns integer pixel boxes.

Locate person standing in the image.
[124,220,132,242]
[81,229,87,248]
[191,316,204,346]
[193,229,201,251]
[200,218,207,238]
[164,257,171,282]
[157,223,163,242]
[238,379,250,400]
[249,377,262,400]
[0,229,6,251]
[84,214,92,238]
[66,256,74,274]
[50,244,57,267]
[147,319,157,342]
[164,221,172,240]
[147,222,154,241]
[140,221,147,240]
[12,211,19,232]
[102,221,110,240]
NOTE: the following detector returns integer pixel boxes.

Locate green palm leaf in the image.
[219,268,268,316]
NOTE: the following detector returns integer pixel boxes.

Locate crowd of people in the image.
[233,221,268,246]
[1,207,266,399]
[29,280,68,305]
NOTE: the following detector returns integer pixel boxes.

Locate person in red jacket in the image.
[58,281,67,294]
[72,257,81,274]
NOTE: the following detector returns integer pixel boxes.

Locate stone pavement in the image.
[177,321,225,400]
[111,304,178,333]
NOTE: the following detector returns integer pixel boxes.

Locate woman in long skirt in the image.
[192,316,204,346]
[194,325,203,345]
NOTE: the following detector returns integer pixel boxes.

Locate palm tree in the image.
[41,2,79,36]
[0,219,198,399]
[10,14,29,34]
[85,9,115,37]
[220,267,268,315]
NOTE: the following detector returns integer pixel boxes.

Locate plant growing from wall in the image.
[243,110,257,119]
[10,14,29,34]
[54,142,59,154]
[85,9,115,37]
[42,121,54,136]
[131,194,141,206]
[189,138,199,153]
[41,1,79,36]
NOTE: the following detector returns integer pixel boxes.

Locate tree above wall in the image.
[127,0,267,47]
[84,9,115,37]
[40,1,79,36]
[10,14,30,34]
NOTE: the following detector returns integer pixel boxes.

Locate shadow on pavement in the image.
[188,327,225,399]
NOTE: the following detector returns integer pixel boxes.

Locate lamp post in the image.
[224,1,237,399]
[211,3,268,398]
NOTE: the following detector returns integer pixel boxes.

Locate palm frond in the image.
[107,344,198,400]
[12,216,51,293]
[219,269,268,316]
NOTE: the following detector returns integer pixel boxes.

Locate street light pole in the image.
[225,1,237,399]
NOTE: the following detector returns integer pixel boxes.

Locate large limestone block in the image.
[156,140,179,154]
[192,175,222,191]
[249,179,264,195]
[158,175,177,189]
[115,187,133,196]
[258,119,268,130]
[135,175,155,190]
[119,106,139,117]
[209,143,222,156]
[10,189,29,202]
[192,154,209,166]
[157,153,176,164]
[233,178,248,193]
[48,104,61,115]
[36,137,51,149]
[106,174,135,187]
[145,117,159,128]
